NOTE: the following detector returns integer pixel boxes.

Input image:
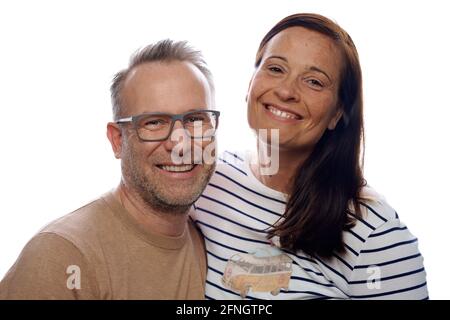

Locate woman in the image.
[191,13,428,299]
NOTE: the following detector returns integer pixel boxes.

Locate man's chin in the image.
[142,164,214,211]
[157,189,202,207]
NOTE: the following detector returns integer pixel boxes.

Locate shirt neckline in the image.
[101,191,189,250]
[242,152,288,201]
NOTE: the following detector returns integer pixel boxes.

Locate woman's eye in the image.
[306,79,324,88]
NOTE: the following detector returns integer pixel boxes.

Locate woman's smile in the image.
[263,103,303,123]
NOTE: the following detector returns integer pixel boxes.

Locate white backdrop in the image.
[0,0,449,299]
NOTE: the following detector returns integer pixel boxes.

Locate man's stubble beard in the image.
[122,143,215,215]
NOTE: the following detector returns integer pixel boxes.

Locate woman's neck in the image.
[251,144,310,194]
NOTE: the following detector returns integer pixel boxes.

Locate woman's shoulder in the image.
[355,185,399,229]
[343,185,403,255]
[341,186,427,298]
[344,185,423,268]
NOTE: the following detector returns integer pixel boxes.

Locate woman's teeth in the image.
[159,164,195,172]
[266,105,300,120]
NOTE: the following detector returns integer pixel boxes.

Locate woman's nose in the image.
[274,77,300,103]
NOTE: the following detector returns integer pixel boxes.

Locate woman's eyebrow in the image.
[307,66,332,82]
[266,55,288,62]
[266,56,332,82]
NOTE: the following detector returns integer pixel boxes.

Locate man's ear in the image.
[328,107,344,130]
[107,122,123,159]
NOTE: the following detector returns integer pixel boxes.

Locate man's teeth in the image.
[160,164,195,172]
[267,105,300,120]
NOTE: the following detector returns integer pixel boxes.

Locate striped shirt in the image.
[191,151,428,300]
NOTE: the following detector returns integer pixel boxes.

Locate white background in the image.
[0,0,449,299]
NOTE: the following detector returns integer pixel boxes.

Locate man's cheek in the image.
[202,141,216,166]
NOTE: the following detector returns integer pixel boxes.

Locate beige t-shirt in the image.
[0,192,207,299]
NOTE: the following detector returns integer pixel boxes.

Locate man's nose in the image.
[163,120,189,154]
[274,76,300,103]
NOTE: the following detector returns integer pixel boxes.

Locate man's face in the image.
[115,61,216,213]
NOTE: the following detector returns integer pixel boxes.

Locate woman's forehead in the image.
[262,27,343,76]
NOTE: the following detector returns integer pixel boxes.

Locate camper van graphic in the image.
[222,247,293,298]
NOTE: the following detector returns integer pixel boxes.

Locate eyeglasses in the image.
[115,109,220,142]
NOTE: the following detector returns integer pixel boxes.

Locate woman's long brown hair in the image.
[258,13,366,259]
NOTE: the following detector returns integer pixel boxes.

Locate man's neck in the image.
[113,182,188,237]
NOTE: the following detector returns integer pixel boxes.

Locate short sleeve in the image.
[348,219,428,299]
[0,232,99,299]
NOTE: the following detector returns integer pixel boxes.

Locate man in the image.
[0,39,219,299]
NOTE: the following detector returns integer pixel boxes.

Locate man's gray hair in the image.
[110,39,214,120]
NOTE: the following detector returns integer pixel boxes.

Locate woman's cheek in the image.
[247,95,258,129]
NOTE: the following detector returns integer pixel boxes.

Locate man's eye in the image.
[268,66,283,73]
[186,116,205,123]
[185,116,210,127]
[143,119,168,129]
[147,120,162,125]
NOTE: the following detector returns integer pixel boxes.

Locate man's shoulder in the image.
[38,192,117,250]
[0,231,100,299]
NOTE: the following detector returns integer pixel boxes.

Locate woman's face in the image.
[247,27,344,151]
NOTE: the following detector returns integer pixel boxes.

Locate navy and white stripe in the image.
[191,151,428,300]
